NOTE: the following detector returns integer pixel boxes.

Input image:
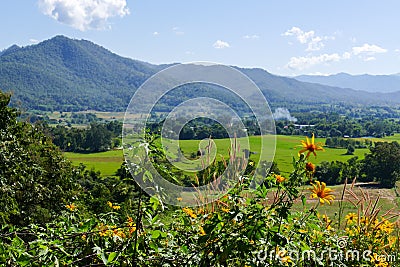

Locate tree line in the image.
[0,90,140,226]
[314,141,400,188]
[45,120,122,152]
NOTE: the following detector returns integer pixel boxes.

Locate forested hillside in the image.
[1,36,400,113]
[0,36,159,111]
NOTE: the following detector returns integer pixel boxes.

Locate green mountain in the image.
[0,35,399,112]
[0,35,160,111]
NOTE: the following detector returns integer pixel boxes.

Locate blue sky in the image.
[1,0,400,76]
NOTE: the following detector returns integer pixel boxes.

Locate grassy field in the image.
[64,150,124,177]
[175,135,370,175]
[64,135,400,214]
[64,134,400,177]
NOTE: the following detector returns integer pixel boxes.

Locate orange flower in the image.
[309,181,335,205]
[66,203,77,211]
[275,174,286,183]
[306,162,316,172]
[182,207,197,219]
[298,133,324,158]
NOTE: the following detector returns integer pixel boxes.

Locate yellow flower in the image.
[360,216,369,225]
[176,197,183,201]
[276,247,292,266]
[281,255,292,266]
[126,217,137,235]
[197,208,205,215]
[129,226,137,235]
[98,223,112,237]
[221,207,230,213]
[321,214,331,223]
[182,207,197,219]
[309,181,335,205]
[370,253,388,267]
[66,203,77,211]
[275,174,286,183]
[107,201,121,210]
[113,228,126,239]
[345,213,357,224]
[323,215,333,230]
[199,226,206,236]
[298,133,324,158]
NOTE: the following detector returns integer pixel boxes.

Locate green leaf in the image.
[181,245,188,253]
[151,230,161,239]
[301,195,307,206]
[151,214,159,224]
[143,170,153,182]
[150,196,159,211]
[108,252,118,263]
[149,242,159,252]
[12,235,24,248]
[17,253,31,267]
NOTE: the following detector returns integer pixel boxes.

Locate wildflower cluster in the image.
[107,201,121,210]
[1,133,398,267]
[65,203,77,211]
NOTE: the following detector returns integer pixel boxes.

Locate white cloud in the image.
[395,49,400,53]
[283,27,314,44]
[213,40,230,49]
[352,43,387,55]
[29,38,39,44]
[286,53,342,70]
[342,52,352,59]
[38,0,129,31]
[285,41,388,71]
[243,34,260,40]
[172,27,184,35]
[283,26,334,52]
[153,31,159,36]
[307,36,324,51]
[364,56,376,61]
[306,72,331,76]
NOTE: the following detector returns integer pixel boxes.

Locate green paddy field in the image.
[64,134,400,177]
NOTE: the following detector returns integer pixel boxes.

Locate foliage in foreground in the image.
[1,90,399,266]
[1,143,399,266]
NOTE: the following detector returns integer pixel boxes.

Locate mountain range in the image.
[295,73,400,93]
[1,35,400,112]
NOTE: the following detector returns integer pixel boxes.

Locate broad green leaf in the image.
[108,252,118,263]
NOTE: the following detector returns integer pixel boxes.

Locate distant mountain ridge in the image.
[1,35,400,112]
[0,36,161,111]
[294,72,400,93]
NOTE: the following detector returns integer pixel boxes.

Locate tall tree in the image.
[0,90,79,225]
[362,141,400,188]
